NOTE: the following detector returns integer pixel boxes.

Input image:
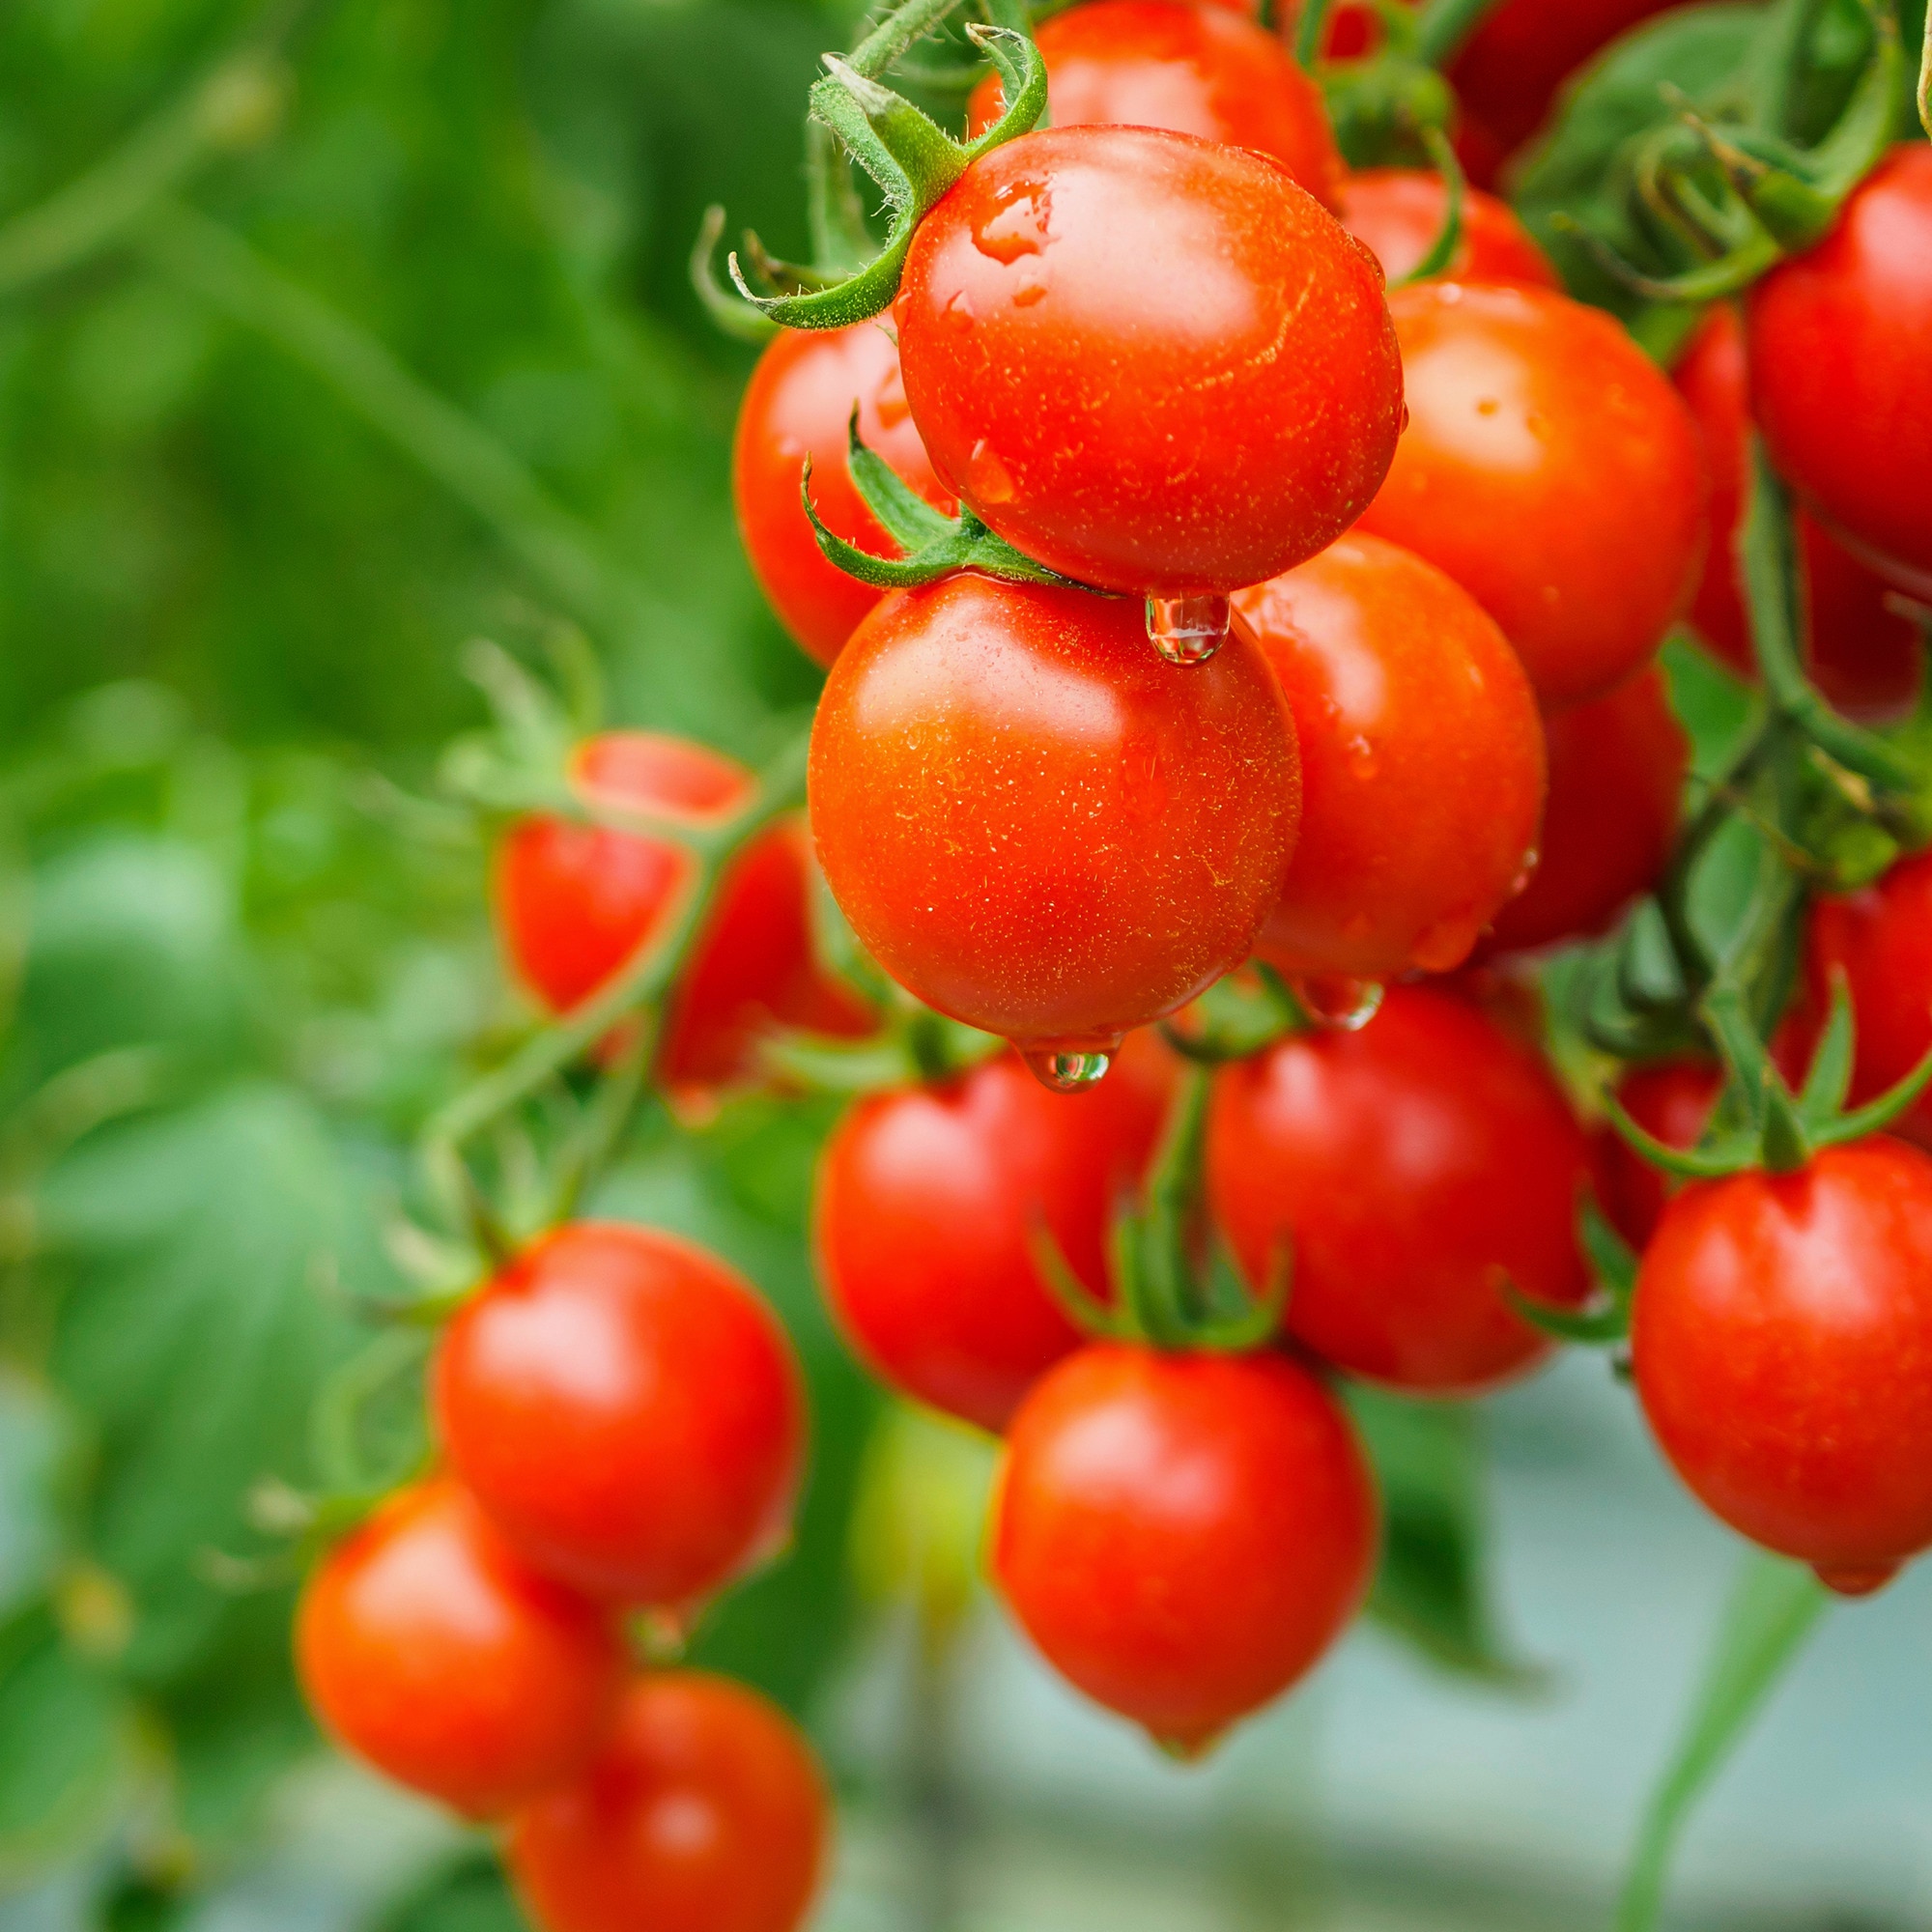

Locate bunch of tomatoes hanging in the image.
[289,0,1932,1924]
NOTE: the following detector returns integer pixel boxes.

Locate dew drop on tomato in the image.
[1022,1045,1116,1093]
[1286,974,1385,1031]
[1146,593,1233,664]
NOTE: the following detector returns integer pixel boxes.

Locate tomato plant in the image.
[1338,168,1559,287]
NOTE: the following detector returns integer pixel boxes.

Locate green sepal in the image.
[1502,1194,1640,1348]
[1809,1036,1932,1148]
[1390,124,1465,287]
[1601,1089,1756,1180]
[690,206,780,343]
[1503,1280,1633,1347]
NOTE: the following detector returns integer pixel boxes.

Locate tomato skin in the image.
[434,1222,806,1606]
[1232,534,1543,980]
[895,127,1404,597]
[1479,667,1687,956]
[506,1672,829,1932]
[992,1345,1377,1748]
[295,1478,625,1817]
[814,1036,1173,1434]
[965,0,1342,208]
[1338,170,1558,289]
[1358,283,1706,712]
[732,324,951,668]
[1633,1139,1932,1587]
[1208,984,1592,1393]
[494,732,869,1093]
[809,575,1299,1059]
[1592,1060,1722,1250]
[1674,306,1918,721]
[1747,147,1932,601]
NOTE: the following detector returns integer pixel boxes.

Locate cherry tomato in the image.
[1633,1137,1932,1595]
[506,1672,829,1932]
[895,126,1404,597]
[296,1478,624,1817]
[965,0,1342,208]
[1338,169,1558,289]
[1233,532,1544,980]
[1208,983,1593,1392]
[1804,850,1932,1151]
[1591,1059,1722,1250]
[814,1033,1174,1434]
[495,731,870,1094]
[809,575,1299,1078]
[992,1344,1377,1749]
[1747,146,1932,601]
[732,323,951,668]
[434,1221,806,1606]
[1674,305,1918,720]
[1479,666,1687,956]
[1357,282,1707,712]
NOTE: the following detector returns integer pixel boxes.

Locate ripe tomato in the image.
[1674,305,1918,720]
[1747,146,1932,601]
[1804,850,1932,1151]
[809,575,1299,1081]
[1338,170,1559,289]
[1232,533,1543,980]
[965,0,1342,208]
[1591,1059,1722,1249]
[992,1344,1377,1749]
[1479,667,1687,956]
[1208,983,1593,1392]
[506,1672,828,1932]
[895,127,1404,598]
[732,323,951,668]
[295,1478,624,1817]
[814,1033,1173,1434]
[434,1222,806,1607]
[1633,1138,1932,1595]
[495,731,870,1093]
[1357,282,1707,712]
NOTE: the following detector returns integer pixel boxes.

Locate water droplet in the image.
[973,182,1052,264]
[1815,1561,1899,1599]
[1345,733,1379,781]
[1398,403,1411,434]
[1508,847,1540,900]
[1020,1044,1115,1093]
[1146,594,1232,665]
[1287,974,1384,1031]
[967,439,1016,506]
[1410,914,1483,975]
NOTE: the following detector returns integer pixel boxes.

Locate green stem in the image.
[847,0,972,83]
[1294,0,1336,69]
[1919,0,1932,139]
[1412,0,1507,67]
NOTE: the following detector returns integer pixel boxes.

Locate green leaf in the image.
[372,1849,529,1932]
[0,1373,82,1621]
[1616,1552,1829,1932]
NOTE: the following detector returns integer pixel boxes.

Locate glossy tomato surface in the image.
[1747,147,1932,599]
[814,1036,1173,1434]
[435,1222,806,1606]
[1675,305,1918,720]
[296,1478,624,1817]
[1338,169,1558,288]
[1592,1059,1722,1250]
[809,575,1299,1063]
[1359,282,1706,711]
[1633,1138,1932,1592]
[895,126,1403,596]
[732,322,951,668]
[495,732,869,1091]
[1208,984,1592,1392]
[507,1672,829,1932]
[966,0,1342,206]
[1480,666,1687,956]
[993,1345,1377,1748]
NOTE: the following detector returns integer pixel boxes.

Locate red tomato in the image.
[732,323,952,668]
[1338,169,1559,288]
[1674,305,1918,721]
[1591,1059,1722,1250]
[1804,850,1932,1151]
[1208,984,1593,1392]
[1479,667,1687,956]
[809,575,1299,1080]
[992,1345,1377,1748]
[965,0,1343,208]
[1633,1138,1932,1594]
[895,126,1404,597]
[1747,147,1932,602]
[1358,282,1707,712]
[434,1222,806,1606]
[814,1033,1174,1433]
[1232,533,1544,980]
[494,731,870,1093]
[506,1672,828,1932]
[295,1478,624,1817]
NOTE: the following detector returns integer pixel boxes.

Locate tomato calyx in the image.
[1503,1198,1640,1352]
[1301,0,1464,169]
[1034,1061,1289,1353]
